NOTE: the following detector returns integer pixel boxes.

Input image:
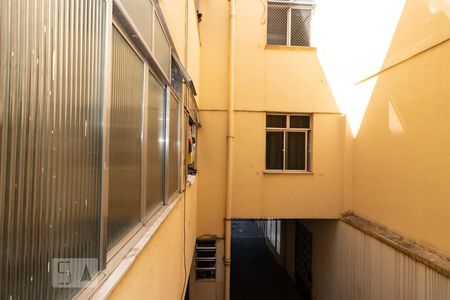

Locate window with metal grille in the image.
[195,240,217,280]
[266,114,312,171]
[267,0,315,47]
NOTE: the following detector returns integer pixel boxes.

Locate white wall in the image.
[301,220,450,300]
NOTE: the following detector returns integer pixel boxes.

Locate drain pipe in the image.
[224,0,236,299]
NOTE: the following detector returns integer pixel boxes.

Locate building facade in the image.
[1,0,449,299]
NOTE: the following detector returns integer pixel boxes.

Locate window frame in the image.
[142,68,167,223]
[166,90,182,203]
[265,113,312,173]
[267,0,315,47]
[105,16,178,263]
[107,22,147,254]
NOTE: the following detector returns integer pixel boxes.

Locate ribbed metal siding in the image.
[146,72,165,216]
[311,221,450,300]
[108,26,143,250]
[0,0,105,299]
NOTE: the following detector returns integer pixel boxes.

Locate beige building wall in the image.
[109,190,197,299]
[344,0,450,256]
[354,40,450,257]
[195,0,347,296]
[197,0,346,227]
[231,112,344,218]
[195,0,450,297]
[110,0,450,297]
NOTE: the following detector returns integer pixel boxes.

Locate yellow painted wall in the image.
[109,191,197,299]
[199,0,339,113]
[197,111,227,236]
[198,0,229,111]
[354,41,450,256]
[197,0,345,225]
[195,0,450,297]
[234,0,338,113]
[345,0,450,256]
[231,112,343,218]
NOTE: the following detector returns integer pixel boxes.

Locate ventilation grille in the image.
[195,240,216,280]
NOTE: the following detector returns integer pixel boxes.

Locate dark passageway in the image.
[230,220,301,300]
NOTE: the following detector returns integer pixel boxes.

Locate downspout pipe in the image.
[224,0,236,299]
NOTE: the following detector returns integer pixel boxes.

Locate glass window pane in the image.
[291,8,312,46]
[146,73,165,215]
[168,95,180,197]
[271,220,276,246]
[121,0,153,50]
[171,59,183,100]
[267,6,288,45]
[286,132,306,170]
[307,130,312,171]
[290,115,310,128]
[154,13,171,77]
[108,27,143,249]
[276,220,281,254]
[266,115,287,128]
[266,132,284,169]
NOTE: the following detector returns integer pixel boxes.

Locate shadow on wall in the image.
[351,0,450,256]
[317,0,449,136]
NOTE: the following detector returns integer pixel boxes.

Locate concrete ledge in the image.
[341,212,450,278]
[264,44,317,51]
[75,195,183,299]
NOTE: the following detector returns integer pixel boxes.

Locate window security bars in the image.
[267,0,315,47]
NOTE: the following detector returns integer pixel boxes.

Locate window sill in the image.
[74,195,183,300]
[263,170,314,175]
[265,44,317,51]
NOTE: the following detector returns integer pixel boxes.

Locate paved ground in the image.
[230,220,301,300]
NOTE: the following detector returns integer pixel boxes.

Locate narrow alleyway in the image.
[230,220,301,300]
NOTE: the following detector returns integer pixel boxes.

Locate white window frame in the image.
[267,0,315,47]
[265,113,312,172]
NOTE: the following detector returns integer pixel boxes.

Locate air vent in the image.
[195,240,216,280]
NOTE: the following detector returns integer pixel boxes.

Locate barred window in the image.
[267,0,315,47]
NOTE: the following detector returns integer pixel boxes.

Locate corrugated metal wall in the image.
[303,221,450,300]
[0,0,105,298]
[107,26,143,250]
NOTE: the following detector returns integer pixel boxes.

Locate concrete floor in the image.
[230,220,301,300]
